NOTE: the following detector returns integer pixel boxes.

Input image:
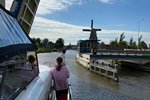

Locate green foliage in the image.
[140,41,148,49]
[31,38,64,53]
[109,33,148,50]
[129,37,137,49]
[118,32,128,49]
[109,38,118,49]
[55,38,64,51]
[41,38,49,48]
[32,32,148,52]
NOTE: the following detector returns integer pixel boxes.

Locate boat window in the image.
[87,42,90,48]
[96,67,100,71]
[80,42,83,48]
[0,51,39,100]
[84,42,87,48]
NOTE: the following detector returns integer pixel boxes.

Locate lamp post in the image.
[138,18,144,49]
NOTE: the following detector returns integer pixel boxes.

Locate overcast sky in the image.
[6,0,150,45]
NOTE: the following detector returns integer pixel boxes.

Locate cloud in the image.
[5,0,83,15]
[97,0,126,4]
[97,0,114,4]
[30,17,90,44]
[30,17,150,45]
[37,0,83,15]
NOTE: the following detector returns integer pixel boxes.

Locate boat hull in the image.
[76,54,118,82]
[120,60,150,72]
[75,54,90,69]
[15,64,53,100]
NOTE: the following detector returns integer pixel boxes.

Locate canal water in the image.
[38,50,150,100]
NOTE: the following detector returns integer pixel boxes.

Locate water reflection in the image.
[38,50,150,100]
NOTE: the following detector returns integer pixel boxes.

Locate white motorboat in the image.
[0,5,72,100]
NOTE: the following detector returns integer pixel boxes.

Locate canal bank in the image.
[38,50,150,100]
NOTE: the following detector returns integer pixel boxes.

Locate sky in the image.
[6,0,150,45]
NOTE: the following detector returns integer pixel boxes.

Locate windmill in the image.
[83,19,101,49]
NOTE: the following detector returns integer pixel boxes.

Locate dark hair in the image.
[28,55,35,64]
[62,49,66,54]
[56,57,63,71]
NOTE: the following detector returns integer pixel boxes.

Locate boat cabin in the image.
[77,40,99,54]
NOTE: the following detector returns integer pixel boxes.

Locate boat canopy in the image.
[0,5,31,48]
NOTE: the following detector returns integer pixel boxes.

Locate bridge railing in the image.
[90,54,150,60]
[97,49,150,55]
[91,49,150,60]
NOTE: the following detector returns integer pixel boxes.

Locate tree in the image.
[129,37,133,48]
[109,38,118,49]
[132,41,137,49]
[129,37,137,49]
[36,38,42,48]
[140,41,148,49]
[55,38,64,50]
[119,32,125,43]
[138,35,142,49]
[31,38,54,52]
[47,41,55,51]
[118,32,127,49]
[41,38,49,48]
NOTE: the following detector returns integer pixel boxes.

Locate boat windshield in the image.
[0,50,39,100]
